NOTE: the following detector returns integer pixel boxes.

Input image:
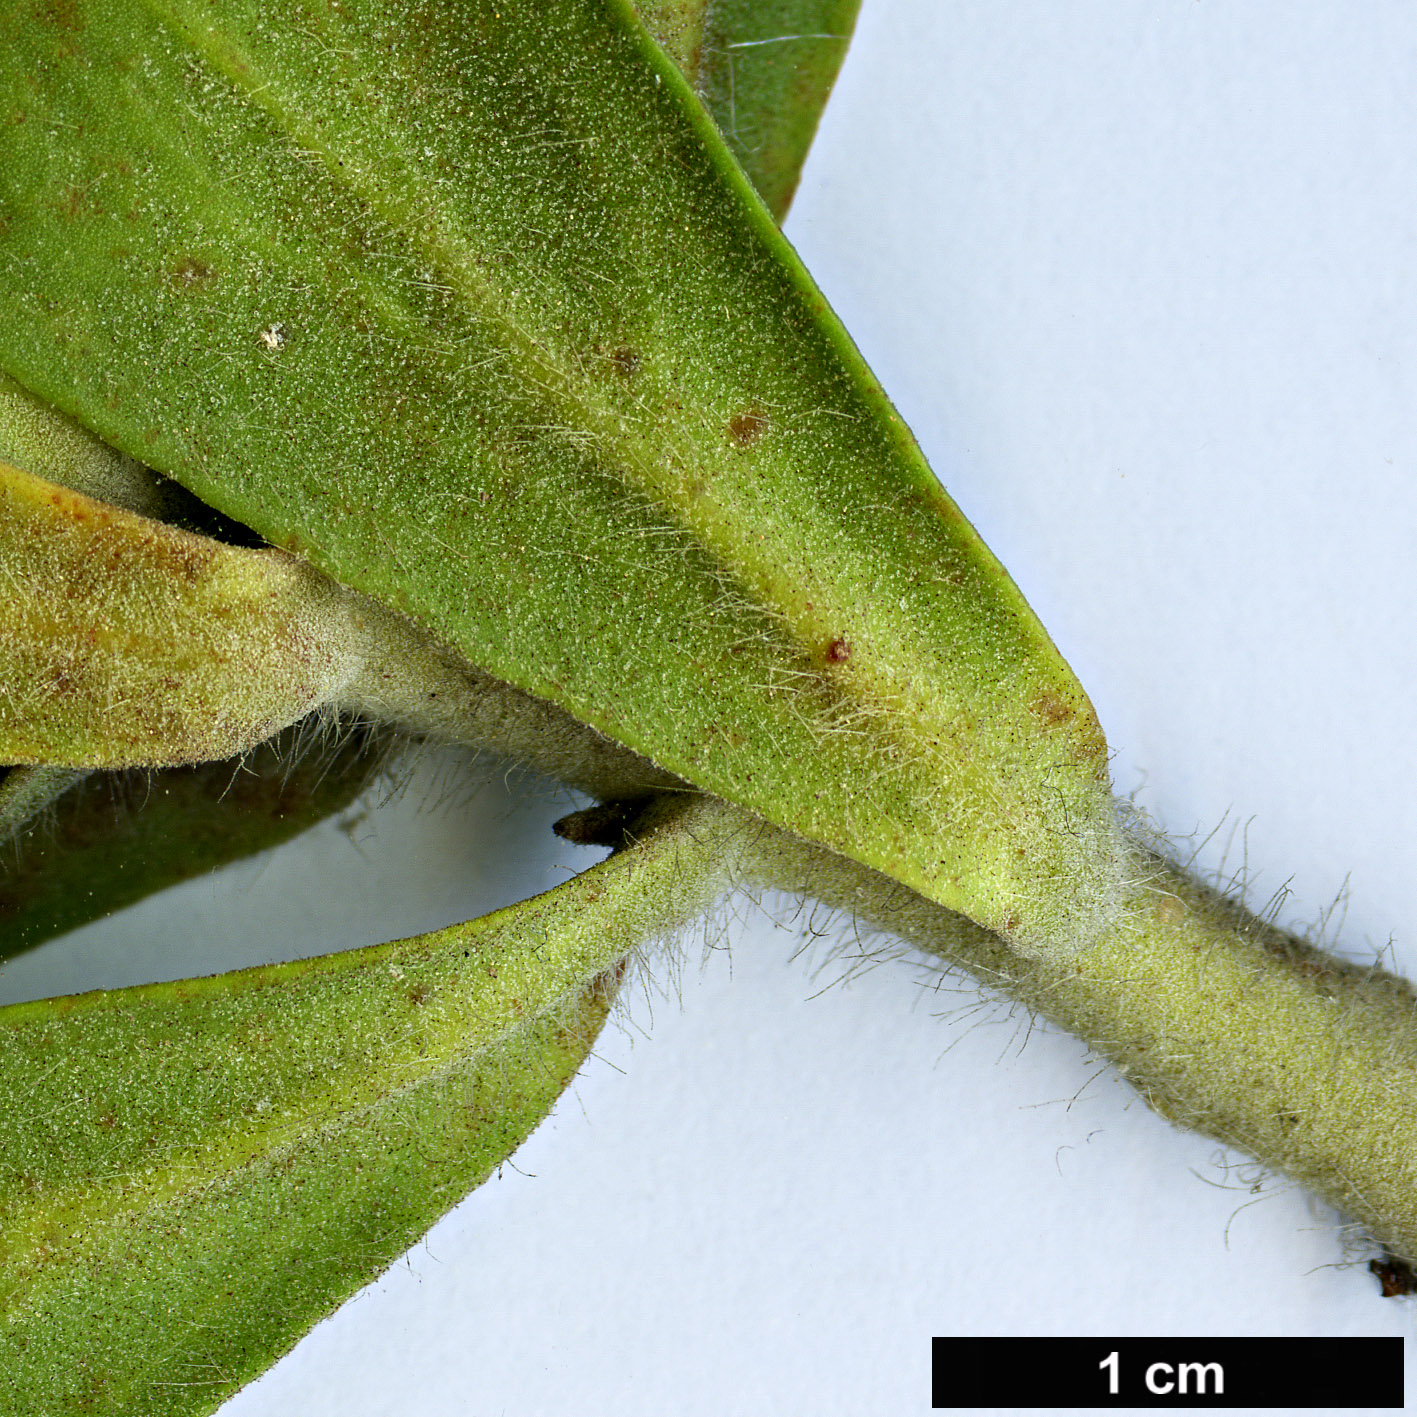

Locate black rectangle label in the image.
[931,1337,1404,1408]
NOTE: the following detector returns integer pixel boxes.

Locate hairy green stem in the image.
[628,794,1417,1262]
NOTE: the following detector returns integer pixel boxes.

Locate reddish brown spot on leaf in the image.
[588,957,630,1004]
[608,346,641,377]
[37,0,84,31]
[824,638,851,664]
[1028,689,1074,728]
[53,183,99,221]
[727,408,767,447]
[553,801,635,848]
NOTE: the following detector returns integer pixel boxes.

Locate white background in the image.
[4,3,1416,1413]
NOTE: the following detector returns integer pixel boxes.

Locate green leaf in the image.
[0,368,261,543]
[0,370,174,524]
[0,24,861,1392]
[0,0,1123,953]
[0,794,742,1416]
[0,0,849,948]
[0,727,380,964]
[639,0,861,218]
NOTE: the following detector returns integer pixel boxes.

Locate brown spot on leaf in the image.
[608,346,640,377]
[168,255,216,289]
[587,956,630,1004]
[824,638,851,664]
[54,182,99,221]
[727,408,767,447]
[1028,690,1075,729]
[1155,893,1187,926]
[37,0,83,30]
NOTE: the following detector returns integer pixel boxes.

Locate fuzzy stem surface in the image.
[759,828,1417,1262]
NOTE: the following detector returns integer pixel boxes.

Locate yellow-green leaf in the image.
[0,461,362,767]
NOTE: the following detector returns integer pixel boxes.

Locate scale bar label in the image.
[931,1336,1404,1408]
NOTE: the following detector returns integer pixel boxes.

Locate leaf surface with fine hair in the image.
[0,0,1119,952]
